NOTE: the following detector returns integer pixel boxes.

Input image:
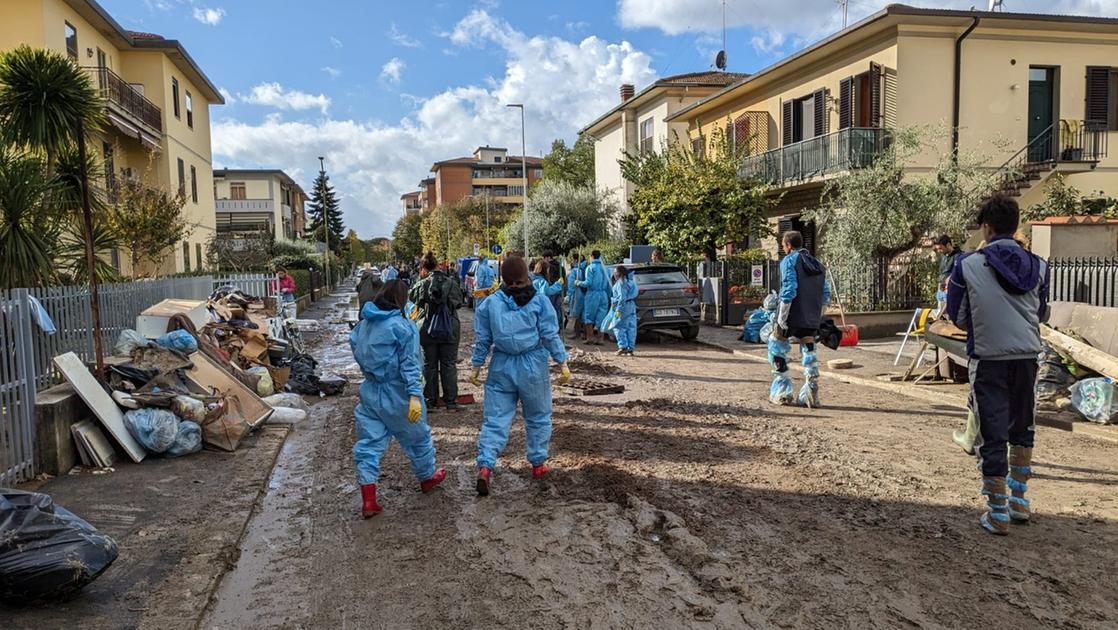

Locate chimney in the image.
[620,84,635,103]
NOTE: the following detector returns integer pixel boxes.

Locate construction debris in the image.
[559,378,625,396]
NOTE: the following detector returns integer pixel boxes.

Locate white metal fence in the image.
[0,273,270,485]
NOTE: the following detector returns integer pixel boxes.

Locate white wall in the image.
[594,120,625,206]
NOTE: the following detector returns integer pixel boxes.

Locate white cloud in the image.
[218,87,236,104]
[239,82,331,114]
[322,66,342,79]
[191,6,225,26]
[329,36,343,49]
[212,10,656,238]
[380,57,406,85]
[388,22,423,48]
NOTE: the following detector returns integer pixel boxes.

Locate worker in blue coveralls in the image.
[610,265,639,356]
[349,280,447,518]
[469,256,571,497]
[566,254,586,340]
[382,262,399,282]
[473,255,496,305]
[580,250,610,346]
[531,260,564,327]
[769,230,830,408]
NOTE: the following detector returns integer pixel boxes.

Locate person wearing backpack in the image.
[410,252,465,411]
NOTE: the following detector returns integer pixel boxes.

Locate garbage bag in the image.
[742,309,770,343]
[0,489,119,604]
[108,364,158,391]
[262,393,310,411]
[113,329,150,355]
[154,329,198,355]
[1070,378,1118,424]
[247,366,274,397]
[600,309,618,334]
[266,407,307,425]
[317,372,347,396]
[165,421,202,457]
[759,321,774,344]
[285,354,321,395]
[123,408,180,453]
[171,396,206,423]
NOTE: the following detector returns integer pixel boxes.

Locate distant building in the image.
[429,146,543,209]
[401,191,422,214]
[213,169,307,241]
[419,177,436,211]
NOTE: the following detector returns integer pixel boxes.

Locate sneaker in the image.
[445,402,460,412]
[476,467,492,497]
[615,349,626,356]
[531,464,550,479]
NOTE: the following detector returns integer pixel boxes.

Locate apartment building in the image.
[667,5,1118,253]
[419,177,435,211]
[401,191,422,215]
[581,71,749,210]
[0,0,225,275]
[213,169,308,241]
[429,146,543,209]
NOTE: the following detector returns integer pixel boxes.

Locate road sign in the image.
[473,243,480,256]
[750,264,764,286]
[492,244,503,255]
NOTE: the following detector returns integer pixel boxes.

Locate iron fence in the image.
[740,127,891,187]
[826,257,936,313]
[1048,257,1118,307]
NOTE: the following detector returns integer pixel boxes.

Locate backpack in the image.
[423,276,453,342]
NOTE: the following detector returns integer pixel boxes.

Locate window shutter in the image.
[839,77,853,129]
[733,113,751,155]
[782,100,793,145]
[801,220,817,255]
[869,62,882,128]
[813,88,828,136]
[1085,66,1110,126]
[692,136,703,157]
[776,217,794,259]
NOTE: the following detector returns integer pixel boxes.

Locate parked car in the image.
[464,258,500,308]
[630,264,700,340]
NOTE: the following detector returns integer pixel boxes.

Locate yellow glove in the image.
[469,367,482,387]
[408,396,422,423]
[558,363,571,385]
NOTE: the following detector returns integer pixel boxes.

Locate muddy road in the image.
[202,295,1118,629]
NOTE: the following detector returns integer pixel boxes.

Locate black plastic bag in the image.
[0,489,118,604]
[815,318,843,351]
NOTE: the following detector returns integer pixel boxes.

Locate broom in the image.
[827,269,859,347]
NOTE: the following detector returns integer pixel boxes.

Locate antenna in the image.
[715,0,728,71]
[988,0,1005,11]
[838,0,849,28]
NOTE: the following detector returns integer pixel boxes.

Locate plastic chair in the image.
[894,307,933,366]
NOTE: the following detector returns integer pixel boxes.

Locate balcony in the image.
[217,199,275,213]
[85,66,162,137]
[741,127,891,188]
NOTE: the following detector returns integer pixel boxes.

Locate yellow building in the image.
[667,5,1118,252]
[0,0,225,275]
[213,169,308,241]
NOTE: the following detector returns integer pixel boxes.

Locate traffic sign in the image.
[492,244,503,255]
[473,243,480,256]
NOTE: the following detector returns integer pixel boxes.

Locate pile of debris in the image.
[1037,324,1118,424]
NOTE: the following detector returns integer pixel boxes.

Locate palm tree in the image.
[0,148,59,289]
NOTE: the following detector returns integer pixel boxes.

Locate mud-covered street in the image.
[202,295,1118,630]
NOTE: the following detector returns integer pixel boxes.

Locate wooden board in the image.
[54,352,147,463]
[184,351,273,429]
[70,423,95,467]
[1042,325,1118,381]
[558,379,625,396]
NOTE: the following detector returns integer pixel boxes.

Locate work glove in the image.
[935,290,947,302]
[469,367,483,387]
[615,309,622,319]
[408,396,422,423]
[558,363,572,385]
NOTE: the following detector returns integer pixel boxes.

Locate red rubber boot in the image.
[360,484,383,518]
[476,467,492,497]
[420,468,447,493]
[532,464,550,479]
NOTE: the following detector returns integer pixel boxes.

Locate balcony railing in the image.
[217,199,274,212]
[85,66,162,134]
[741,127,891,187]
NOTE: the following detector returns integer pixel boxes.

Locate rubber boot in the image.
[476,467,492,497]
[952,410,978,455]
[769,371,794,405]
[420,468,447,493]
[360,484,383,518]
[798,350,820,408]
[531,464,550,479]
[1007,446,1033,523]
[979,477,1010,535]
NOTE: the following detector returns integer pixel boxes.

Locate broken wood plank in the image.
[1041,325,1118,381]
[55,352,146,463]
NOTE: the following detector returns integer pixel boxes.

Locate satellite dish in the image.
[715,50,727,70]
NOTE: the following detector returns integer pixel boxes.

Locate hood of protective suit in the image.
[361,301,402,322]
[796,249,825,277]
[982,237,1041,295]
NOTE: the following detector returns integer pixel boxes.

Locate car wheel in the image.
[681,324,700,340]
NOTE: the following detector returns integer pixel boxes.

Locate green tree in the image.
[391,210,423,263]
[542,135,595,188]
[108,177,191,277]
[0,148,59,288]
[505,180,614,256]
[621,124,771,261]
[207,231,274,272]
[307,170,344,252]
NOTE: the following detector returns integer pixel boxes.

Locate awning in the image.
[107,111,162,151]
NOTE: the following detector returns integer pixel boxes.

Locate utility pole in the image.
[839,0,849,28]
[484,192,491,254]
[507,103,529,260]
[318,156,331,290]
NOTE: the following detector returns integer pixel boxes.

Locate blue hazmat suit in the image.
[568,261,587,323]
[532,273,564,326]
[611,272,639,351]
[475,259,495,292]
[472,289,568,470]
[582,259,610,328]
[768,251,831,406]
[349,301,436,485]
[382,265,399,281]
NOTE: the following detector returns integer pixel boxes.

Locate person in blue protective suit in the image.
[566,255,586,340]
[349,280,446,518]
[610,265,639,356]
[532,260,564,327]
[473,255,496,304]
[580,250,610,345]
[382,262,399,282]
[469,256,571,497]
[768,231,831,408]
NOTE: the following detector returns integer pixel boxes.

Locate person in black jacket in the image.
[768,231,831,408]
[409,253,465,411]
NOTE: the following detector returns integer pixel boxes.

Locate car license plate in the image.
[653,308,680,318]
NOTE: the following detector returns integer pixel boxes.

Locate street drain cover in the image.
[559,379,625,396]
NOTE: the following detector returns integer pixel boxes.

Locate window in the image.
[102,142,115,195]
[839,63,884,130]
[185,91,193,128]
[177,159,185,195]
[494,156,503,163]
[183,241,191,272]
[639,118,654,154]
[533,168,543,178]
[230,182,246,199]
[195,244,203,270]
[172,78,181,118]
[781,88,829,145]
[64,22,78,59]
[691,135,703,157]
[1086,66,1118,131]
[190,166,198,203]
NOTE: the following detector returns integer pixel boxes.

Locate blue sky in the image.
[100,0,1118,238]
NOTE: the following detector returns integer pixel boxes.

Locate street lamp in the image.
[506,103,528,260]
[318,156,331,290]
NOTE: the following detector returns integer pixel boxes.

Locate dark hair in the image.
[591,250,601,259]
[977,194,1020,235]
[276,266,287,273]
[501,256,530,285]
[570,253,580,262]
[422,251,438,271]
[933,234,952,246]
[782,230,803,250]
[614,264,628,278]
[533,260,548,274]
[374,280,409,313]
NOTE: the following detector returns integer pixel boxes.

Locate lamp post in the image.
[318,156,331,290]
[506,103,528,260]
